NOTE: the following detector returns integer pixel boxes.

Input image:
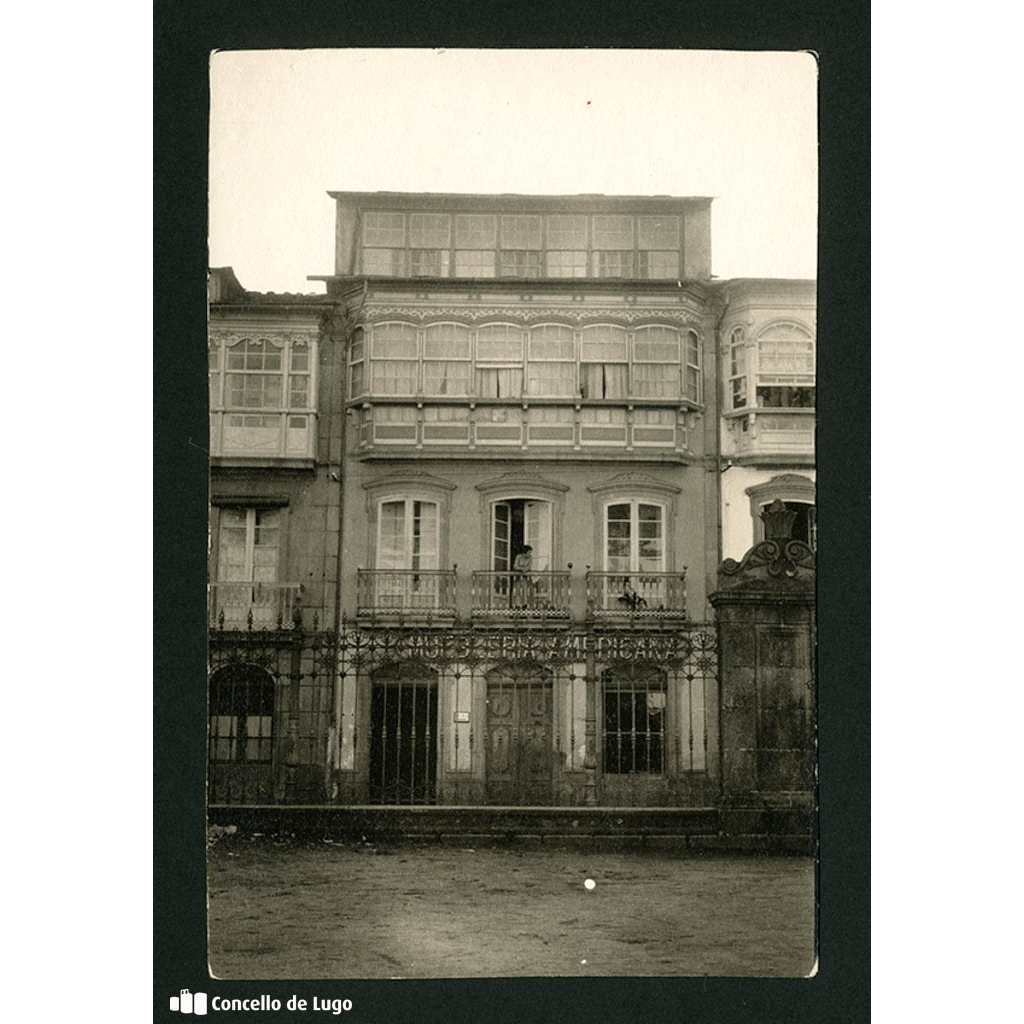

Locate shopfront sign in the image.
[338,627,713,666]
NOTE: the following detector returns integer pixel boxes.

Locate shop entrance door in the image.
[485,668,553,805]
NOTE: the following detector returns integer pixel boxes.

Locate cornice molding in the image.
[209,328,320,347]
[361,471,457,493]
[474,472,571,495]
[587,471,683,496]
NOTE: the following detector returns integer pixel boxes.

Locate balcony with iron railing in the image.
[356,569,458,623]
[585,571,688,623]
[351,567,688,625]
[208,582,304,629]
[470,570,572,622]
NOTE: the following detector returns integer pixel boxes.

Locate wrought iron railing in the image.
[585,571,687,621]
[470,570,571,620]
[356,569,457,621]
[208,582,304,628]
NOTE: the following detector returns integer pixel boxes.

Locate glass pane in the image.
[410,249,450,277]
[363,211,406,247]
[631,363,676,398]
[595,250,634,277]
[639,251,680,279]
[634,327,679,362]
[349,363,364,398]
[545,251,587,277]
[289,376,308,406]
[409,212,451,247]
[455,213,496,247]
[372,324,418,359]
[412,501,439,568]
[371,360,417,394]
[527,361,575,397]
[580,327,628,362]
[454,250,495,277]
[423,360,471,396]
[363,248,406,275]
[501,215,542,249]
[545,214,587,249]
[378,501,406,568]
[637,215,680,249]
[499,250,541,277]
[476,326,524,362]
[528,326,574,360]
[423,325,471,359]
[592,215,633,248]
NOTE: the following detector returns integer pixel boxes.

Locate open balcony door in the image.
[523,501,551,570]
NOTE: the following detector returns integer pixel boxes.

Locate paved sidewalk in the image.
[208,836,815,979]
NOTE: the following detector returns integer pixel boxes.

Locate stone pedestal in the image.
[709,517,815,848]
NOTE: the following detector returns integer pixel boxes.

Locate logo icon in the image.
[170,990,208,1015]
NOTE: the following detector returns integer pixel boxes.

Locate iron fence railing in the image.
[585,571,687,621]
[470,570,571,621]
[356,569,457,621]
[208,582,304,628]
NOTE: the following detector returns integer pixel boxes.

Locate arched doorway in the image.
[208,665,276,804]
[485,663,553,805]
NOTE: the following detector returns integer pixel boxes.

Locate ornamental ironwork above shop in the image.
[334,625,718,673]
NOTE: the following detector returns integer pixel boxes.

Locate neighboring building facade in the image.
[207,268,342,803]
[207,192,816,812]
[717,279,816,560]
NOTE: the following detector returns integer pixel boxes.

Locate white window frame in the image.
[475,323,525,399]
[526,324,576,397]
[369,322,419,396]
[375,497,441,571]
[752,321,816,408]
[422,323,471,397]
[580,324,629,399]
[216,507,282,585]
[728,325,747,410]
[632,325,681,399]
[211,335,318,414]
[602,499,667,574]
[348,328,365,400]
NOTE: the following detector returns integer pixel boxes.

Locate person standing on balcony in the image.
[512,545,534,608]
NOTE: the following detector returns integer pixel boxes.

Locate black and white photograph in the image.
[204,47,818,982]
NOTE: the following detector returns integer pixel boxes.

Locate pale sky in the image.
[209,49,817,294]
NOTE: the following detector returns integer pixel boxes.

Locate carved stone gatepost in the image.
[708,500,815,852]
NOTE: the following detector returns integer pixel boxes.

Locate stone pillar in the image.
[708,500,815,851]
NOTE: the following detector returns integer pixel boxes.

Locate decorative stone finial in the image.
[761,498,798,542]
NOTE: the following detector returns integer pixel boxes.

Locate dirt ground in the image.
[208,836,815,979]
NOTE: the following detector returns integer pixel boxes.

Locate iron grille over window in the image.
[208,666,275,763]
[602,668,667,774]
[369,669,438,804]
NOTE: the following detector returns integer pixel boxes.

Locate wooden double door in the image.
[485,669,553,805]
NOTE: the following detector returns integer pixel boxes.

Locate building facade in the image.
[717,279,816,560]
[207,192,816,812]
